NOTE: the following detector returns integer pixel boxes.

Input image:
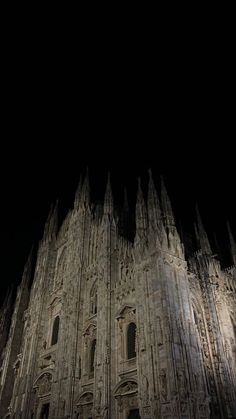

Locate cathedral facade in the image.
[0,173,235,419]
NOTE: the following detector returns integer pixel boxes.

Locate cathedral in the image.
[0,171,235,419]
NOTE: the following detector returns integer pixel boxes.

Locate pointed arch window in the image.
[90,339,96,374]
[51,316,60,346]
[127,322,136,359]
[90,282,97,315]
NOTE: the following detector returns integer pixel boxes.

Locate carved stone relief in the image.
[77,392,93,418]
[159,369,168,402]
[13,353,22,376]
[34,372,52,397]
[114,379,139,416]
[83,322,97,340]
[38,353,55,370]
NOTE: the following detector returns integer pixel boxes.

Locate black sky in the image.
[0,33,235,306]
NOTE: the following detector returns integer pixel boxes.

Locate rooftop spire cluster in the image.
[41,168,235,268]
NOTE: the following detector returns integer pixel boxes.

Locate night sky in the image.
[1,9,235,308]
[0,135,235,307]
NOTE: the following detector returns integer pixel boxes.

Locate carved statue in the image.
[114,381,138,397]
[177,369,187,398]
[159,369,167,401]
[39,355,55,370]
[142,374,149,404]
[97,376,103,406]
[13,353,22,375]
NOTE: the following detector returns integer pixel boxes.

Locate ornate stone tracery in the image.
[76,391,94,417]
[114,380,139,417]
[33,372,52,397]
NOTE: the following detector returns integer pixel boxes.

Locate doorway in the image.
[127,409,141,419]
[40,403,50,419]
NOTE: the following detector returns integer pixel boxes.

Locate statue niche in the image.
[89,281,98,316]
[83,323,97,379]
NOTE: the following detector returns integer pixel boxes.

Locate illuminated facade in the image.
[0,173,236,418]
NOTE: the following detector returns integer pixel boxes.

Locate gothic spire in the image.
[227,221,236,266]
[23,246,33,272]
[213,232,223,260]
[0,285,13,354]
[195,205,212,255]
[43,201,58,241]
[103,172,114,216]
[0,285,13,312]
[135,177,147,232]
[119,186,129,237]
[147,169,162,227]
[160,176,175,227]
[80,167,90,208]
[21,246,34,287]
[73,175,83,209]
[123,186,130,225]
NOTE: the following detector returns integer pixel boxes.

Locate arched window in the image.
[90,283,97,315]
[90,339,96,374]
[51,316,60,346]
[127,322,136,359]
